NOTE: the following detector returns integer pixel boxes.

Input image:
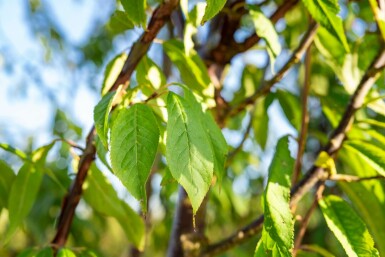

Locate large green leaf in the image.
[5,163,43,242]
[83,164,145,250]
[302,0,349,51]
[201,0,226,24]
[249,8,281,64]
[101,53,127,96]
[183,89,227,184]
[319,195,379,256]
[110,104,159,211]
[121,0,146,27]
[107,10,135,35]
[0,160,15,210]
[166,92,214,213]
[94,91,116,149]
[339,147,385,256]
[259,136,294,255]
[344,140,385,176]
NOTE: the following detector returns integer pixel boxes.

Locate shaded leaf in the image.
[94,91,116,148]
[121,0,146,27]
[319,195,379,256]
[276,90,301,130]
[253,97,269,149]
[110,104,159,211]
[83,164,145,250]
[0,160,15,210]
[35,247,54,257]
[166,92,214,213]
[95,135,112,172]
[107,10,135,35]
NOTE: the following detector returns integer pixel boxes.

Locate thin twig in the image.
[328,174,385,182]
[51,0,180,251]
[292,44,312,185]
[54,138,85,152]
[199,47,385,257]
[229,22,319,117]
[292,184,325,256]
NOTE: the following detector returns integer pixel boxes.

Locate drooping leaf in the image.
[35,247,54,257]
[344,140,385,176]
[94,91,116,148]
[110,104,159,211]
[302,0,349,51]
[183,89,228,184]
[249,7,281,68]
[253,97,269,149]
[201,0,226,24]
[83,164,145,250]
[166,92,214,213]
[57,248,77,257]
[319,195,379,256]
[101,53,127,96]
[107,10,135,35]
[5,163,43,242]
[121,0,146,27]
[163,40,212,93]
[261,136,294,254]
[0,160,15,210]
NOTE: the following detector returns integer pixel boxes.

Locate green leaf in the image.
[5,163,43,242]
[107,10,135,35]
[0,160,15,210]
[95,135,112,172]
[110,104,159,212]
[78,250,98,257]
[253,97,269,149]
[276,90,301,130]
[183,89,228,184]
[201,0,226,24]
[101,53,127,96]
[184,3,206,55]
[35,247,54,257]
[339,147,385,256]
[16,249,38,257]
[163,40,212,93]
[166,92,214,213]
[262,136,294,254]
[249,8,281,65]
[319,195,379,256]
[83,164,145,250]
[121,0,146,27]
[57,248,77,257]
[344,140,385,176]
[302,0,349,51]
[136,55,166,91]
[94,91,116,148]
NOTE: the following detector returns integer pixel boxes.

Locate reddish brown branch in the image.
[200,47,385,257]
[51,0,179,250]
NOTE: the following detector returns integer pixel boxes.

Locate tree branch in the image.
[229,21,319,117]
[200,47,385,257]
[51,0,179,250]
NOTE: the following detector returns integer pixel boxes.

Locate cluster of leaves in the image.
[1,0,385,256]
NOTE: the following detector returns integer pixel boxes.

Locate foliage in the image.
[1,0,385,257]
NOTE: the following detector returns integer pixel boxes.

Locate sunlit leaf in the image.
[0,143,29,161]
[259,136,294,255]
[166,92,214,213]
[101,53,127,96]
[107,10,135,35]
[302,0,349,51]
[110,104,159,211]
[137,55,166,91]
[57,248,77,257]
[319,195,379,256]
[201,0,226,24]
